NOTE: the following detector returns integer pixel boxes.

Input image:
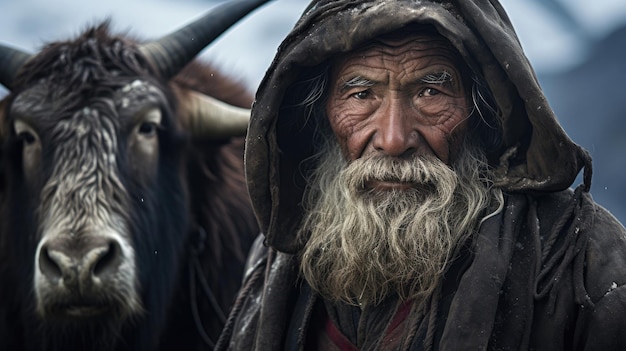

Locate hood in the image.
[245,0,591,253]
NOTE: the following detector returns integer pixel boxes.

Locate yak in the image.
[0,0,268,350]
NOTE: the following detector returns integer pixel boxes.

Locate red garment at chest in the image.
[308,300,413,351]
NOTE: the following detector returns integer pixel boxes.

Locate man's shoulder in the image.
[580,197,626,299]
[532,188,626,300]
[532,187,625,239]
[242,234,270,280]
[242,233,300,280]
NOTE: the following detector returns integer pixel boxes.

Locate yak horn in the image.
[140,0,270,80]
[185,91,250,139]
[0,44,32,90]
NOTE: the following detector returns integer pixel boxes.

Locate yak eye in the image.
[18,131,37,145]
[138,122,158,135]
[135,108,162,137]
[13,119,39,146]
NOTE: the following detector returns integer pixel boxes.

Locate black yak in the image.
[0,0,268,349]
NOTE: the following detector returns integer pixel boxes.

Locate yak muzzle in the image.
[34,233,141,319]
[39,236,122,291]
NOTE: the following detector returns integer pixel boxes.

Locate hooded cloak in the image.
[245,0,592,254]
[217,1,626,350]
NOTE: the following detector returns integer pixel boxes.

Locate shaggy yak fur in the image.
[0,23,259,350]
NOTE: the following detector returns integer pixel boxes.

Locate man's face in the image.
[297,32,489,306]
[325,33,470,182]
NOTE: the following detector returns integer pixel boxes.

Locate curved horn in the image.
[0,44,32,90]
[184,91,250,139]
[140,0,271,80]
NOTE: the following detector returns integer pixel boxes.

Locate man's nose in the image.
[371,99,420,157]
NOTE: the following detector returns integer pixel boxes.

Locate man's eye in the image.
[419,88,441,97]
[351,90,371,99]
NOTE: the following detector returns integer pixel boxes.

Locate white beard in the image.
[297,139,500,307]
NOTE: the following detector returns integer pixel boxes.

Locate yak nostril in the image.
[38,238,124,287]
[38,246,64,282]
[92,241,122,279]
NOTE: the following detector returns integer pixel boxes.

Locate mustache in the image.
[341,154,456,192]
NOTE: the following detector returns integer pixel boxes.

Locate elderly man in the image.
[217,0,626,350]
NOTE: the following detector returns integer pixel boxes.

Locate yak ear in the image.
[181,90,250,140]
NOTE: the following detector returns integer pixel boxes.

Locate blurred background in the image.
[0,0,624,225]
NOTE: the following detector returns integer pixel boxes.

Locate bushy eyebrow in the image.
[339,76,375,93]
[337,70,456,95]
[419,70,453,86]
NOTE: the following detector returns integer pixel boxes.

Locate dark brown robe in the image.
[218,190,626,350]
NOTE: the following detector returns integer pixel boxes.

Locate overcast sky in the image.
[0,0,625,93]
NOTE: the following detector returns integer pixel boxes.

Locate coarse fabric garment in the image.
[215,0,626,349]
[217,190,626,350]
